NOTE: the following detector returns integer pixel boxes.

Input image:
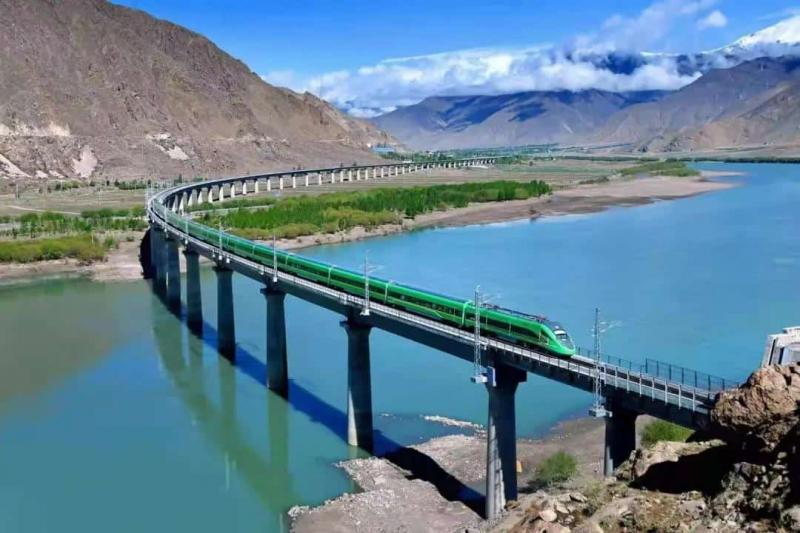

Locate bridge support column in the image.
[485,364,526,519]
[214,265,236,359]
[342,319,373,451]
[184,249,202,332]
[261,284,288,396]
[165,235,181,312]
[604,402,638,477]
[150,227,167,296]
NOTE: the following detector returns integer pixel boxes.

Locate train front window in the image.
[554,331,574,348]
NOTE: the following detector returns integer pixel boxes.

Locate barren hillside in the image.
[0,0,396,181]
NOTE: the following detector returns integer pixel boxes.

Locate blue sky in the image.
[115,0,800,114]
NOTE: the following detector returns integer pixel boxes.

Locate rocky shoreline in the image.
[293,363,800,532]
[290,416,623,532]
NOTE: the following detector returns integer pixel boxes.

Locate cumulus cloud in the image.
[697,10,728,29]
[260,0,743,116]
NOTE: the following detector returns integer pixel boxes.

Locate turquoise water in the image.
[1,163,799,531]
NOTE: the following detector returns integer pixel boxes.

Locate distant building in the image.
[762,327,800,366]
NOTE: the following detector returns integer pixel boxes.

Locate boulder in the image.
[626,440,722,479]
[711,364,800,456]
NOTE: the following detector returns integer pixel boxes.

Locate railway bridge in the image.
[146,157,739,519]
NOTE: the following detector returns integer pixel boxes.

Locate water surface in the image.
[1,162,798,531]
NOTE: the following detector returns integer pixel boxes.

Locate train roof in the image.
[484,303,563,330]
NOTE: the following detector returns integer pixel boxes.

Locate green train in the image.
[157,203,576,357]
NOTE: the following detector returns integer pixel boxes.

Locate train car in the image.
[161,205,576,356]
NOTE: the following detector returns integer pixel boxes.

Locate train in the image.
[156,203,577,357]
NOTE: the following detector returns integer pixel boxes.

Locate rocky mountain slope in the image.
[0,0,395,181]
[372,90,666,150]
[594,57,800,152]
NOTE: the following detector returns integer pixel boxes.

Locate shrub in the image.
[620,160,699,177]
[0,235,108,263]
[535,451,577,486]
[641,420,693,447]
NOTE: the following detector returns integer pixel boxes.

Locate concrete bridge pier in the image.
[184,248,203,332]
[149,226,167,296]
[214,265,236,359]
[165,235,181,312]
[604,400,638,477]
[485,363,527,519]
[261,284,289,397]
[342,318,373,451]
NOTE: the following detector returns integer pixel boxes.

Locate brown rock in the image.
[539,508,558,522]
[711,364,800,456]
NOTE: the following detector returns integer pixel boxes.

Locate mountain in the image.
[715,15,800,62]
[0,0,395,181]
[372,90,667,150]
[595,57,800,152]
[368,16,800,153]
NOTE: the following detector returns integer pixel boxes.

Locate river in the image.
[1,163,798,531]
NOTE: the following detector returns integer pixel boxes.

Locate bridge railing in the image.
[643,358,739,393]
[575,347,739,396]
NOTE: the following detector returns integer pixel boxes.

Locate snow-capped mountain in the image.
[371,16,800,153]
[720,15,800,58]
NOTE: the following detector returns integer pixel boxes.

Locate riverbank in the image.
[0,172,737,286]
[270,172,737,251]
[0,238,143,285]
[290,415,655,532]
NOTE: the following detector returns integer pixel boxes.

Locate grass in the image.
[620,160,699,177]
[3,210,147,239]
[0,234,113,263]
[535,451,578,486]
[641,420,694,447]
[202,180,551,240]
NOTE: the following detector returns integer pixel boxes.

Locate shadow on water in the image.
[151,290,485,517]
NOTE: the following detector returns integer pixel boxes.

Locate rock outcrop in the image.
[711,363,800,456]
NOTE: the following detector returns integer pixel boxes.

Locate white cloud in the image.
[257,0,750,116]
[697,10,728,29]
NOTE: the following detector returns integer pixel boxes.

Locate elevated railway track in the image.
[146,157,740,519]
